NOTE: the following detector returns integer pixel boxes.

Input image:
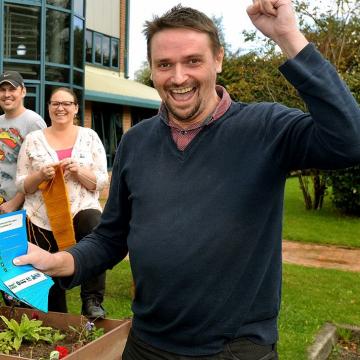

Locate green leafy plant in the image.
[0,313,65,354]
[68,317,105,347]
[328,166,360,216]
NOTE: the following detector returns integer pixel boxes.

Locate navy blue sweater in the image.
[65,44,360,355]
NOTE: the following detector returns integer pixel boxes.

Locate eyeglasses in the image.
[48,101,76,108]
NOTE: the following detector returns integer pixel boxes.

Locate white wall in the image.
[86,0,120,38]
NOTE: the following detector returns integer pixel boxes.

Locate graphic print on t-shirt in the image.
[0,127,23,164]
[0,127,25,201]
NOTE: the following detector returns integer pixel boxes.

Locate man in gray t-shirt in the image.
[0,71,46,213]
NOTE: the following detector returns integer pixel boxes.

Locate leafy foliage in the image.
[294,0,360,102]
[218,51,306,110]
[134,61,153,87]
[0,314,65,354]
[328,165,360,216]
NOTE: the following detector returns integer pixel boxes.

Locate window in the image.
[74,0,84,16]
[74,17,84,68]
[92,104,123,167]
[4,4,40,60]
[46,9,70,64]
[111,39,119,68]
[3,62,40,80]
[45,65,69,82]
[94,33,102,64]
[2,0,85,123]
[85,30,93,62]
[73,70,84,87]
[46,0,70,9]
[86,30,119,69]
[102,36,110,67]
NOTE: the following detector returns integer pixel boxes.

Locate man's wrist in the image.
[53,251,75,277]
[275,31,309,59]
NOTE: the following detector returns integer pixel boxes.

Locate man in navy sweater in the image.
[15,0,360,359]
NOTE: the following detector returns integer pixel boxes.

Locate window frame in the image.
[3,3,41,61]
[85,29,119,70]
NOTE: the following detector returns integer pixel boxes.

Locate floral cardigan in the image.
[16,127,109,230]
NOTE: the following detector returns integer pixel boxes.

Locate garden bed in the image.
[0,306,131,359]
[308,323,360,360]
[329,328,360,359]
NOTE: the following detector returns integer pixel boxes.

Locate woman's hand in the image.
[40,163,57,181]
[24,163,58,194]
[60,158,79,179]
[60,158,97,190]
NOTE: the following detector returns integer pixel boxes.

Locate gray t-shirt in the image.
[0,109,46,202]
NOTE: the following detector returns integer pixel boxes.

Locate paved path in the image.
[283,240,360,272]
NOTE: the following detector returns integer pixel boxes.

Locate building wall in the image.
[123,106,132,132]
[86,0,120,38]
[119,0,127,75]
[84,102,92,128]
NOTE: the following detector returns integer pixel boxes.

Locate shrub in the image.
[328,165,360,216]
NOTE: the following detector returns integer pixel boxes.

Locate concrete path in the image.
[283,240,360,272]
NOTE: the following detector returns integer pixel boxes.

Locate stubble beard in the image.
[164,97,202,125]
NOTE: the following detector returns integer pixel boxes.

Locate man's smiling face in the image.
[0,83,25,116]
[150,28,224,127]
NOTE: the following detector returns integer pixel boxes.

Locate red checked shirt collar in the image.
[159,85,232,151]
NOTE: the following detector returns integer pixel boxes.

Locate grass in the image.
[279,264,360,359]
[283,177,360,248]
[65,176,360,359]
[67,261,133,320]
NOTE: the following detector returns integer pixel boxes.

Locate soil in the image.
[282,240,360,272]
[329,332,360,360]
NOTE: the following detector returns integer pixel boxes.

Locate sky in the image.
[128,1,254,79]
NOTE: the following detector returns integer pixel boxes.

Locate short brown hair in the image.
[143,4,222,64]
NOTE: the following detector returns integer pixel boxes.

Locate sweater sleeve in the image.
[267,43,360,171]
[60,138,130,288]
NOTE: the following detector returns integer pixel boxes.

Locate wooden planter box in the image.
[0,306,131,360]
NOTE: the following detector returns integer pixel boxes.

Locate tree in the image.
[134,61,152,87]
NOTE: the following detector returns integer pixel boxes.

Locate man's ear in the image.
[215,47,225,74]
[22,86,27,98]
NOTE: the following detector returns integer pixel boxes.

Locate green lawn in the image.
[283,177,360,248]
[279,264,360,359]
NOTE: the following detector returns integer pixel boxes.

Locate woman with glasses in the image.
[16,87,108,317]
